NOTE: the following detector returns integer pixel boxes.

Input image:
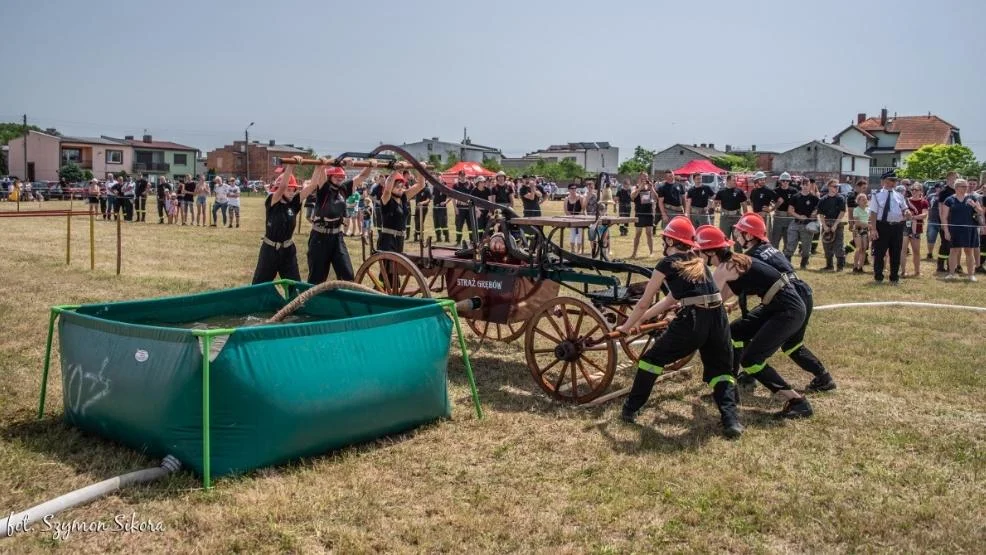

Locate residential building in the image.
[527,142,619,174]
[206,140,309,183]
[771,140,870,180]
[833,108,960,180]
[723,145,777,172]
[104,134,199,180]
[1,145,8,174]
[7,130,135,181]
[651,143,727,174]
[400,137,503,164]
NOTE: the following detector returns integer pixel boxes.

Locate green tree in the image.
[291,148,316,180]
[710,154,755,172]
[898,144,980,180]
[442,152,459,171]
[82,169,94,181]
[0,122,44,145]
[618,146,656,175]
[59,163,84,182]
[481,157,502,173]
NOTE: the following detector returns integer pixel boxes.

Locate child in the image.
[166,193,179,224]
[361,197,374,239]
[852,193,869,273]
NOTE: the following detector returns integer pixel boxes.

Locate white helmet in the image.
[779,172,792,181]
[496,171,506,177]
[752,171,767,181]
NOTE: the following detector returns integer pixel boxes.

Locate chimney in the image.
[880,108,888,126]
[431,137,439,141]
[857,113,866,124]
[752,145,757,152]
[700,143,707,148]
[710,143,715,150]
[269,140,275,147]
[142,134,152,143]
[286,144,294,148]
[125,135,134,140]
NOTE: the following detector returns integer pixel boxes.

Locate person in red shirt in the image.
[902,181,929,278]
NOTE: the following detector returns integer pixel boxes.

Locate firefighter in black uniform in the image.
[694,225,814,418]
[378,171,426,254]
[732,213,836,393]
[748,172,776,239]
[308,159,373,284]
[431,181,449,242]
[817,179,848,271]
[252,168,309,284]
[769,172,797,253]
[785,183,821,268]
[616,180,632,236]
[617,216,742,438]
[452,172,474,247]
[413,178,431,242]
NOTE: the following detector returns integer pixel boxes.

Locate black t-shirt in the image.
[747,243,797,274]
[750,187,776,212]
[314,180,353,223]
[817,194,846,219]
[773,187,797,212]
[156,182,171,199]
[135,179,149,197]
[633,186,655,216]
[937,185,955,205]
[492,184,512,204]
[265,194,302,242]
[472,186,491,212]
[657,181,685,207]
[453,181,472,207]
[111,182,123,196]
[432,186,447,206]
[686,185,715,208]
[183,181,195,200]
[655,253,717,300]
[714,187,747,211]
[726,257,786,299]
[381,194,409,230]
[519,184,542,213]
[790,193,820,218]
[416,187,432,205]
[616,188,632,205]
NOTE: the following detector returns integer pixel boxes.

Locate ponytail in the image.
[671,252,708,283]
[726,252,753,274]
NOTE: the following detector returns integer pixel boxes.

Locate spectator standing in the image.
[431,179,450,242]
[227,180,241,228]
[616,179,632,236]
[971,179,986,273]
[748,172,776,240]
[941,179,983,281]
[785,180,821,269]
[346,186,363,237]
[936,171,959,272]
[134,174,149,222]
[104,175,117,220]
[868,171,911,285]
[902,182,929,278]
[657,170,685,226]
[120,177,136,221]
[817,179,847,271]
[685,175,715,227]
[412,182,430,241]
[519,176,544,218]
[211,177,229,226]
[155,178,172,224]
[87,178,100,215]
[194,176,209,226]
[630,173,655,258]
[769,173,797,252]
[563,183,585,252]
[925,182,943,261]
[714,174,749,251]
[851,193,870,273]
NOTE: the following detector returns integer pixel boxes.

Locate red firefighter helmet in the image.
[662,216,697,247]
[694,225,733,250]
[734,213,768,241]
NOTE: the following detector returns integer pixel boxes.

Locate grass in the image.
[1,196,984,553]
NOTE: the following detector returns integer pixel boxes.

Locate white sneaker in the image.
[970,275,978,282]
[944,274,957,281]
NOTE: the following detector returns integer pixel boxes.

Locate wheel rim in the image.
[354,252,431,298]
[524,298,616,403]
[467,319,527,343]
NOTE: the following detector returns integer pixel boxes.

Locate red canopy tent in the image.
[674,159,725,175]
[440,161,496,184]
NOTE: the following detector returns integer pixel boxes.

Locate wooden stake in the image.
[65,212,71,265]
[115,216,121,275]
[89,212,95,270]
[583,367,693,407]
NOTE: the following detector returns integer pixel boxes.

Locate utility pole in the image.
[244,122,254,183]
[23,114,28,182]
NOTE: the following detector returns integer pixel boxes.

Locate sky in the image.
[2,0,985,160]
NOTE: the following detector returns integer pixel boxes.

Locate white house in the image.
[526,142,619,174]
[400,137,502,164]
[772,140,870,179]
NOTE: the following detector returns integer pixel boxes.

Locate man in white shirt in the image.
[226,179,241,228]
[867,170,912,284]
[211,177,229,227]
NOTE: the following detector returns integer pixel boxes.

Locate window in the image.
[270,156,279,166]
[105,150,123,164]
[427,143,433,151]
[61,148,82,164]
[173,153,188,165]
[851,157,855,172]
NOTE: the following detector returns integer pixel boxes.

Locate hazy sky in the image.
[3,0,984,159]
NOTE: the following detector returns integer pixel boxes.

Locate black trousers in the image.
[377,232,404,254]
[414,204,429,241]
[134,196,147,221]
[156,197,166,222]
[252,243,300,284]
[873,221,904,281]
[730,291,805,392]
[307,231,354,284]
[618,203,631,235]
[120,198,134,221]
[454,207,473,243]
[784,281,827,377]
[432,206,449,242]
[625,306,734,413]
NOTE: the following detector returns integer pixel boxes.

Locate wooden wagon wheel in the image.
[599,304,694,372]
[524,297,617,404]
[354,252,431,298]
[467,319,527,343]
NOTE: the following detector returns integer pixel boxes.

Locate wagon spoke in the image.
[581,355,608,377]
[533,325,563,344]
[576,359,597,387]
[546,314,567,341]
[538,357,562,377]
[553,362,570,390]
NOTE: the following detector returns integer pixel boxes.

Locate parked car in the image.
[30,181,53,200]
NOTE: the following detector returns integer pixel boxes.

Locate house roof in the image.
[656,144,729,159]
[833,124,875,141]
[541,142,613,152]
[857,115,958,151]
[264,144,308,154]
[104,136,198,152]
[60,136,128,146]
[782,140,870,159]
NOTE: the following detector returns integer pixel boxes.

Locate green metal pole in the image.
[439,300,483,419]
[38,308,58,419]
[201,333,212,490]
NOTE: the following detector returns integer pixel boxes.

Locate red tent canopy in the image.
[442,161,496,180]
[674,159,725,175]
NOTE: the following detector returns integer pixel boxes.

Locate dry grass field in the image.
[1,196,984,553]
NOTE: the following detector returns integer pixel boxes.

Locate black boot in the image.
[836,257,846,272]
[713,382,743,439]
[621,370,659,423]
[822,256,834,271]
[777,395,813,419]
[800,256,810,270]
[804,372,837,393]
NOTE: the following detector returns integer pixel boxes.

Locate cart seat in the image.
[586,286,633,305]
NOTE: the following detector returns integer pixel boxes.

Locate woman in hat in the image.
[731,213,835,392]
[694,225,815,419]
[616,217,742,438]
[252,164,312,284]
[307,159,374,284]
[378,170,426,254]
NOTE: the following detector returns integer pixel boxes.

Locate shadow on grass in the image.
[447,352,573,416]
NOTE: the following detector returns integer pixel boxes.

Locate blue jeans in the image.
[926,221,940,247]
[212,202,228,225]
